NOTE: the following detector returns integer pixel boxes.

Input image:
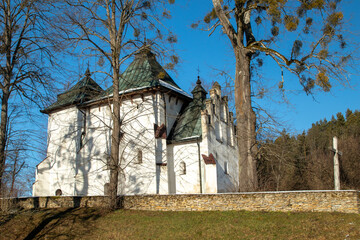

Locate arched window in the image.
[55,189,62,196]
[224,162,228,175]
[180,161,186,175]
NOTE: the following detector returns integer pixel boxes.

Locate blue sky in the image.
[163,0,360,134]
[34,0,360,137]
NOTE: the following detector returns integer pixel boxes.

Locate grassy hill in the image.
[1,208,359,239]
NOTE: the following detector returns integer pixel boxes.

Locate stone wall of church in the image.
[9,190,360,214]
[77,104,111,196]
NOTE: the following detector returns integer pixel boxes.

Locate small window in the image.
[129,140,135,149]
[55,189,62,196]
[224,162,228,175]
[180,161,186,175]
[137,149,143,164]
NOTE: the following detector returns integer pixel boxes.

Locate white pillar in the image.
[333,136,340,190]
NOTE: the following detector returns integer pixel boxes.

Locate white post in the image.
[333,136,340,190]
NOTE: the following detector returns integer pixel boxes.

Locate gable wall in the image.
[203,86,239,193]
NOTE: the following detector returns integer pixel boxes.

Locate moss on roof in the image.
[41,69,103,113]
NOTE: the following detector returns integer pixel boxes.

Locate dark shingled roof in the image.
[101,49,180,97]
[41,48,188,114]
[41,69,103,113]
[169,77,207,141]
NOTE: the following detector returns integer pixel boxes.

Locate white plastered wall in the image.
[164,94,184,194]
[75,104,112,196]
[33,107,83,196]
[118,93,162,195]
[33,91,187,196]
[205,87,239,193]
[169,141,202,194]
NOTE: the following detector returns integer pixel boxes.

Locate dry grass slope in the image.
[0,208,359,239]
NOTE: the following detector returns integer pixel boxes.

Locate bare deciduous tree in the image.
[200,0,352,191]
[58,0,175,209]
[0,0,58,195]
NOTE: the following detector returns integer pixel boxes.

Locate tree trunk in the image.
[108,0,124,210]
[0,89,10,196]
[109,66,120,209]
[234,49,258,192]
[0,1,11,196]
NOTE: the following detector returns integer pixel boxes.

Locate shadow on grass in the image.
[23,208,75,240]
[0,212,17,226]
[23,208,107,240]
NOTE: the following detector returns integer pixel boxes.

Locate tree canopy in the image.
[258,109,360,191]
[192,0,356,192]
[204,0,351,93]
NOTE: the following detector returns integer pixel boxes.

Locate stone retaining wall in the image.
[2,190,359,213]
[123,191,360,213]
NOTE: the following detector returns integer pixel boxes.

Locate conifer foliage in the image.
[258,109,360,191]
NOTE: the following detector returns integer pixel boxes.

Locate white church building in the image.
[32,49,239,196]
